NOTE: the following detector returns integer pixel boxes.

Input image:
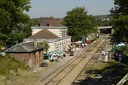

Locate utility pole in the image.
[104,37,108,62]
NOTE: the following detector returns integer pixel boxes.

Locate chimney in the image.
[40,17,44,26]
[34,39,37,47]
[48,16,54,26]
[56,18,61,26]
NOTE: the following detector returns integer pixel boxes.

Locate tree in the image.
[110,0,128,43]
[28,18,39,26]
[39,41,50,54]
[0,0,31,48]
[61,7,97,41]
[95,15,113,26]
[5,24,32,45]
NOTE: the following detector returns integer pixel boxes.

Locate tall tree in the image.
[40,41,50,54]
[110,0,128,43]
[0,0,31,49]
[28,18,39,26]
[61,7,97,41]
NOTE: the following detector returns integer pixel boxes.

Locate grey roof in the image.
[31,26,68,29]
[5,42,43,53]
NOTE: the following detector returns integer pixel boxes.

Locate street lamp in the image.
[104,37,108,62]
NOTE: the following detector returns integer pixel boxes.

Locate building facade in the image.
[24,29,71,53]
[24,16,71,53]
[5,42,44,68]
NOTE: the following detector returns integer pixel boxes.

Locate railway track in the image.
[72,36,105,85]
[73,36,127,85]
[95,63,127,85]
[37,36,106,85]
[72,54,100,85]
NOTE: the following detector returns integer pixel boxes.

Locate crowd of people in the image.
[49,54,63,62]
[45,42,87,62]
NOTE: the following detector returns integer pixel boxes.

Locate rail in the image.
[116,73,128,85]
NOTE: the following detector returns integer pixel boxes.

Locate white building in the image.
[24,27,71,53]
[31,26,68,38]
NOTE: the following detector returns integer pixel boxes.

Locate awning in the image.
[51,49,62,54]
[108,46,123,52]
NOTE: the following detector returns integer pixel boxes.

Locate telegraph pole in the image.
[104,37,108,62]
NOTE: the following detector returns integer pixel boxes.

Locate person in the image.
[63,52,66,57]
[102,51,105,56]
[76,47,80,53]
[50,54,55,62]
[114,51,119,60]
[48,52,52,59]
[119,55,122,62]
[82,43,84,48]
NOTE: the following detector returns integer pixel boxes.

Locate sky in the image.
[25,0,114,18]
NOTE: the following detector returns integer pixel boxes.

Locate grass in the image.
[0,55,67,85]
[84,60,118,75]
[93,60,117,70]
[0,54,35,85]
[83,56,128,84]
[0,55,29,75]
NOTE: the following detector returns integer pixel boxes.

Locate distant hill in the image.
[94,14,114,26]
[94,14,113,21]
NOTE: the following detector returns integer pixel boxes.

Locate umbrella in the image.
[51,49,62,54]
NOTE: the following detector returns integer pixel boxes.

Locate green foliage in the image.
[5,24,32,45]
[23,25,32,37]
[0,33,7,46]
[0,0,31,46]
[0,0,31,32]
[8,31,26,44]
[95,15,114,26]
[112,15,128,42]
[39,41,50,53]
[110,0,128,43]
[28,18,39,26]
[61,7,97,41]
[122,45,128,56]
[0,55,29,75]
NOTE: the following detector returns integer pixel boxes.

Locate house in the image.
[32,16,68,38]
[5,42,44,68]
[24,16,71,53]
[32,26,68,38]
[24,29,71,53]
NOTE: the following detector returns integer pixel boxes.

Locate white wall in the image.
[47,38,71,52]
[32,29,42,35]
[31,26,68,38]
[48,28,61,37]
[30,26,71,53]
[48,42,55,52]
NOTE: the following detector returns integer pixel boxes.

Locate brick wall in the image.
[48,16,53,26]
[39,16,63,26]
[9,49,44,68]
[40,17,44,26]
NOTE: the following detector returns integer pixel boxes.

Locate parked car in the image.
[44,53,49,59]
[40,62,49,67]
